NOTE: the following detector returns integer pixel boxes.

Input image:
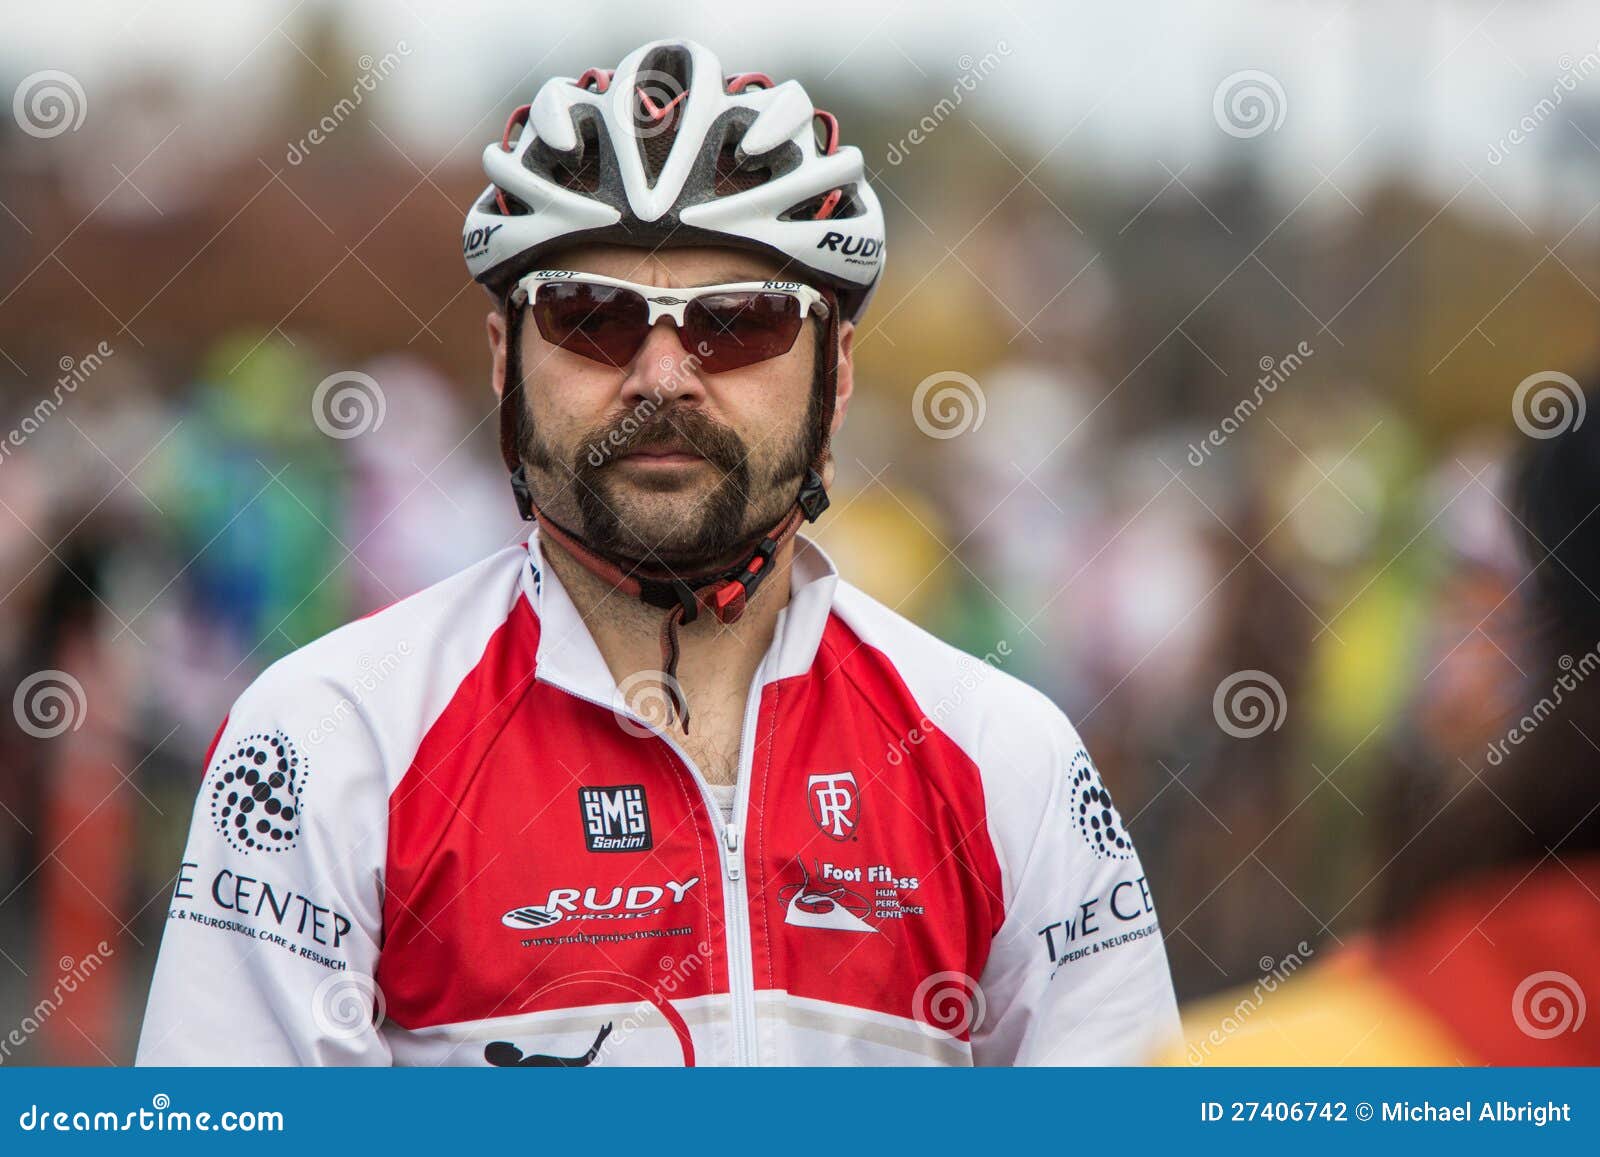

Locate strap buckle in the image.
[509,466,535,522]
[639,577,701,625]
[797,469,830,522]
[711,536,780,622]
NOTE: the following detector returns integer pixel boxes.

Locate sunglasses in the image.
[514,270,830,374]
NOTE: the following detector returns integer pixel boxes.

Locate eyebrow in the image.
[689,270,773,286]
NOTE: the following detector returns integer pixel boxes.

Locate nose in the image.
[619,320,705,409]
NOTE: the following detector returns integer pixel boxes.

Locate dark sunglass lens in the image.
[532,282,649,367]
[684,292,805,373]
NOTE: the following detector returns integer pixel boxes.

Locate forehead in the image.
[540,244,785,285]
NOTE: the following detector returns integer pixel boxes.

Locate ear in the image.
[486,308,508,400]
[830,319,855,437]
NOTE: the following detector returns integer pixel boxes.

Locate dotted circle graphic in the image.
[208,731,305,854]
[1069,749,1133,860]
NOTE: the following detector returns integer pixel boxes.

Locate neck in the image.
[539,529,799,724]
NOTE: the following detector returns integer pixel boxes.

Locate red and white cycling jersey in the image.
[136,533,1179,1066]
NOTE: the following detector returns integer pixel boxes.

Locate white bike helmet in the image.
[462,38,885,322]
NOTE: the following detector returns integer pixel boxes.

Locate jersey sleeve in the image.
[969,701,1180,1065]
[135,664,391,1066]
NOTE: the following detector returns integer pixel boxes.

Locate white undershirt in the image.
[706,782,737,823]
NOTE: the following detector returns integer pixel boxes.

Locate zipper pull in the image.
[724,822,743,881]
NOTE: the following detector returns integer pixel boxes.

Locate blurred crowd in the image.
[3,12,1600,1064]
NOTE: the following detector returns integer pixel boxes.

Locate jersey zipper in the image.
[539,672,766,1066]
[722,677,767,1065]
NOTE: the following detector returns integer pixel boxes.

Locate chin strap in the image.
[499,286,839,733]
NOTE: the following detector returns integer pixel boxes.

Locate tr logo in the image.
[807,771,859,841]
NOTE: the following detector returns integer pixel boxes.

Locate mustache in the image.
[580,405,747,473]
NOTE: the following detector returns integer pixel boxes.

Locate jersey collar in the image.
[522,526,839,706]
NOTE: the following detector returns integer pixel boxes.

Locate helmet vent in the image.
[544,118,601,193]
[716,144,770,196]
[480,185,532,217]
[780,184,865,221]
[714,122,770,196]
[633,45,693,187]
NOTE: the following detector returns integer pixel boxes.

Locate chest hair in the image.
[670,682,749,787]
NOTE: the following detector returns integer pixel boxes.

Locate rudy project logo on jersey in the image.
[501,904,562,930]
[808,771,859,840]
[208,732,305,855]
[580,785,653,852]
[501,877,701,929]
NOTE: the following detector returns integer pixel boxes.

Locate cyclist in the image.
[137,38,1179,1066]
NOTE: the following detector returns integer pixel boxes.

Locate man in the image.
[137,38,1179,1066]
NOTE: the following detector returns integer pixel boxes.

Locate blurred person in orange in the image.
[1161,382,1600,1065]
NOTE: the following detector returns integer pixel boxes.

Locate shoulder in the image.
[247,544,528,699]
[830,578,1081,743]
[827,579,1085,800]
[224,544,533,791]
[825,580,1137,911]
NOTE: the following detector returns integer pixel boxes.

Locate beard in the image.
[520,391,821,573]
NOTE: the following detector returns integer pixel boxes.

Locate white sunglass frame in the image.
[512,269,831,330]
